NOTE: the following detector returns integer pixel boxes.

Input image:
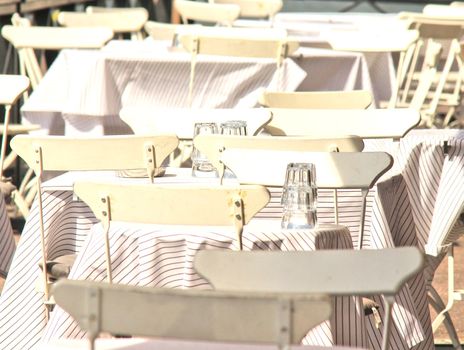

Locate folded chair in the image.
[219,149,393,249]
[0,74,38,218]
[58,8,148,41]
[178,32,298,105]
[1,23,113,90]
[264,108,420,140]
[193,134,364,179]
[52,279,331,350]
[259,90,373,109]
[174,0,241,26]
[73,180,269,287]
[396,13,464,127]
[10,134,179,317]
[195,247,425,350]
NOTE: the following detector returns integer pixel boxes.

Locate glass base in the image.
[281,210,317,230]
[192,164,218,178]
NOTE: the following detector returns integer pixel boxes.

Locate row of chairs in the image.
[48,246,424,350]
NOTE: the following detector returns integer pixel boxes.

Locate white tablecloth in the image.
[20,40,391,136]
[0,168,427,350]
[21,41,305,136]
[44,338,364,350]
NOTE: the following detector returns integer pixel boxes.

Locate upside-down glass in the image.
[191,122,218,177]
[281,163,317,229]
[219,120,247,179]
[220,120,247,136]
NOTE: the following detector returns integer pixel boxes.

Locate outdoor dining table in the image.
[0,164,428,350]
[20,39,391,137]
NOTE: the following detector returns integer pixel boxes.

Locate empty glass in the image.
[191,122,218,177]
[220,120,247,136]
[281,163,317,229]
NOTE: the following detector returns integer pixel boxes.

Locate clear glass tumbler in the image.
[220,120,248,136]
[191,122,218,177]
[281,163,317,229]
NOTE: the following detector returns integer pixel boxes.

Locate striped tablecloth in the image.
[0,168,427,349]
[20,40,388,136]
[44,338,365,350]
[0,194,16,278]
[21,41,305,137]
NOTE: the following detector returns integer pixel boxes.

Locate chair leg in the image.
[429,245,462,349]
[428,287,462,349]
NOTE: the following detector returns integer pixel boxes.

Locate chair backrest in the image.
[179,33,299,60]
[193,134,364,175]
[0,74,29,105]
[323,29,419,52]
[219,149,393,189]
[214,0,282,19]
[264,108,420,139]
[57,10,148,34]
[74,181,270,227]
[175,0,241,26]
[259,90,373,109]
[119,107,272,139]
[1,24,113,89]
[1,24,114,50]
[144,20,201,41]
[53,279,332,347]
[195,247,424,295]
[11,135,179,181]
[195,247,424,350]
[422,4,464,17]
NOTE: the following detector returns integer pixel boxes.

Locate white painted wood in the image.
[119,107,272,139]
[73,181,270,227]
[194,134,364,171]
[52,279,331,347]
[11,135,179,175]
[195,247,424,350]
[259,90,372,109]
[265,108,420,139]
[324,29,419,52]
[219,149,393,189]
[0,74,29,105]
[214,0,282,19]
[144,21,200,41]
[175,0,241,26]
[1,25,114,50]
[58,10,148,34]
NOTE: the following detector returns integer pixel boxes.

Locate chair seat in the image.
[0,124,40,135]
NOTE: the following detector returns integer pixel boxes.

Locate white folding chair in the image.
[174,0,241,26]
[0,74,38,218]
[219,149,393,249]
[10,135,179,316]
[52,279,331,350]
[178,33,298,104]
[120,107,273,166]
[195,247,425,350]
[396,13,464,126]
[264,108,420,140]
[74,181,270,284]
[1,24,113,90]
[58,8,148,41]
[144,20,201,43]
[214,0,282,20]
[193,134,364,179]
[259,90,373,109]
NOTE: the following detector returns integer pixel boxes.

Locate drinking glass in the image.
[220,120,247,136]
[281,163,317,229]
[191,122,218,177]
